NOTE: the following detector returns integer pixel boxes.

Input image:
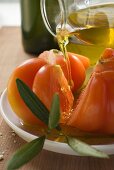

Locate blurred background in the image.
[0,0,20,26]
[0,0,58,54]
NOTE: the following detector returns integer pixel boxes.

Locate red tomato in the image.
[33,64,74,124]
[39,50,90,92]
[7,58,47,126]
[68,48,114,134]
[68,52,90,69]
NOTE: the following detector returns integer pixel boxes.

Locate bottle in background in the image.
[20,0,58,54]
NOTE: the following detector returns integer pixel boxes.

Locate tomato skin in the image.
[68,52,90,69]
[7,58,47,125]
[33,64,74,124]
[101,48,114,59]
[39,50,89,92]
[56,54,86,92]
[68,54,86,92]
[68,71,114,134]
[68,48,114,134]
[68,72,107,132]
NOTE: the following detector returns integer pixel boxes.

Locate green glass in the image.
[20,0,58,54]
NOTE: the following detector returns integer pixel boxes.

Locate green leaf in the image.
[67,136,109,158]
[16,79,49,125]
[7,136,45,170]
[48,93,60,130]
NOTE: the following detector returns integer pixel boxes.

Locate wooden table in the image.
[0,27,114,170]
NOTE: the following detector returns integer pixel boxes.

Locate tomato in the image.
[68,52,90,69]
[39,50,90,92]
[7,49,89,126]
[67,48,114,134]
[7,58,47,125]
[101,48,114,59]
[33,64,74,124]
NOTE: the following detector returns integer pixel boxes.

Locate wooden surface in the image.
[0,27,114,170]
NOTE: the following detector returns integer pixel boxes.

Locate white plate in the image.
[0,89,114,155]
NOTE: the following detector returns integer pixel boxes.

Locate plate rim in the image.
[1,89,114,155]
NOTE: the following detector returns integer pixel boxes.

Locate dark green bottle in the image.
[20,0,58,54]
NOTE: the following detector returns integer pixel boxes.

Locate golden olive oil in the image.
[57,3,114,65]
[56,29,74,87]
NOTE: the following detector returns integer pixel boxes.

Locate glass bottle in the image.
[20,0,58,54]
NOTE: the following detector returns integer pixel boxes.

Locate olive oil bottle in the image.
[20,0,58,54]
[57,2,114,65]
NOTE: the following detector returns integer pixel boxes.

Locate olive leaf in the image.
[67,136,109,158]
[7,136,46,170]
[48,93,60,130]
[16,79,49,125]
